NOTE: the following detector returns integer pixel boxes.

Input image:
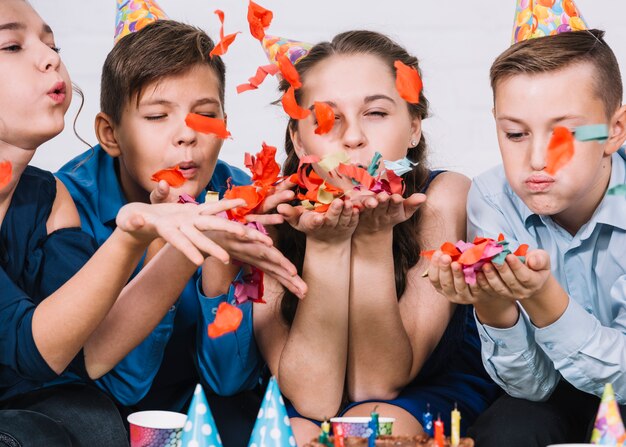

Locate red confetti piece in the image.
[0,161,12,189]
[208,302,243,338]
[277,50,302,89]
[209,10,240,58]
[223,184,267,223]
[151,166,186,188]
[185,113,231,139]
[545,126,575,176]
[394,60,422,104]
[247,1,273,41]
[236,63,279,94]
[314,102,335,135]
[336,163,376,190]
[282,86,310,120]
[244,142,281,187]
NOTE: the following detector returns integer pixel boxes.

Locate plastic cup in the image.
[330,416,395,437]
[128,410,187,447]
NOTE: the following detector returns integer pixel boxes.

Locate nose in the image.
[529,135,548,172]
[38,44,61,73]
[341,117,367,151]
[175,120,198,149]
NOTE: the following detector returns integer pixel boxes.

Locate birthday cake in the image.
[303,434,474,446]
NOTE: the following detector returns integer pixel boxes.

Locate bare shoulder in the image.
[46,177,81,234]
[419,171,470,243]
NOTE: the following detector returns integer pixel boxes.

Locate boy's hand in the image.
[478,249,551,302]
[353,192,425,235]
[277,198,359,243]
[149,180,178,204]
[116,199,250,265]
[243,179,297,227]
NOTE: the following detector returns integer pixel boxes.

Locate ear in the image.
[409,116,422,146]
[289,122,307,158]
[95,112,122,158]
[605,104,626,155]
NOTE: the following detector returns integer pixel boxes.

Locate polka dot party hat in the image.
[511,0,588,45]
[180,384,223,447]
[248,377,296,447]
[114,0,169,44]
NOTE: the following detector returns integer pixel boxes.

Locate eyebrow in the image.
[0,22,53,34]
[306,95,396,111]
[497,114,583,125]
[139,98,221,107]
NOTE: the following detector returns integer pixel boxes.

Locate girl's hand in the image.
[354,192,426,234]
[244,179,297,227]
[277,198,359,243]
[116,199,251,265]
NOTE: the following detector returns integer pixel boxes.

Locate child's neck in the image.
[551,157,613,236]
[0,143,36,227]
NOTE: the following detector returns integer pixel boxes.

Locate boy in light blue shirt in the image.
[427,15,626,447]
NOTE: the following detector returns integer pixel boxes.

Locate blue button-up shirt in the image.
[467,149,626,404]
[56,145,262,408]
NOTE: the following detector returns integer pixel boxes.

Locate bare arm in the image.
[347,173,468,400]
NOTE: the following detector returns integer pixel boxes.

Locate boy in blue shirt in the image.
[427,3,626,446]
[57,18,305,447]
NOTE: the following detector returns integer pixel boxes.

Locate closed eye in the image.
[505,132,528,141]
[1,44,21,52]
[145,115,167,121]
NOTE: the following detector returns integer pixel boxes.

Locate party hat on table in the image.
[248,377,296,447]
[262,35,312,67]
[115,0,169,43]
[181,384,223,447]
[590,383,626,446]
[511,0,588,45]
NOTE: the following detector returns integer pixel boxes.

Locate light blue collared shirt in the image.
[467,149,626,404]
[56,145,262,408]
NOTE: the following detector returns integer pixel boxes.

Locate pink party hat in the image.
[115,0,169,44]
[262,35,312,67]
[511,0,588,45]
[590,383,626,446]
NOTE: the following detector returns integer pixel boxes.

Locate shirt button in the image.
[545,342,553,350]
[212,308,218,315]
[496,340,505,348]
[585,307,593,314]
[480,335,489,343]
[169,305,176,312]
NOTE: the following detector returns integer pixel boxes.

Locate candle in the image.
[422,403,433,436]
[319,419,330,445]
[434,416,444,447]
[334,424,345,447]
[451,404,461,447]
[368,408,379,447]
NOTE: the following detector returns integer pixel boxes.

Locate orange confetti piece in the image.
[394,60,422,104]
[314,102,335,135]
[514,244,529,257]
[236,63,279,94]
[245,142,281,187]
[385,169,405,195]
[208,302,243,338]
[277,50,301,89]
[0,161,12,189]
[185,113,231,139]
[247,1,273,41]
[209,10,240,58]
[458,241,489,265]
[282,86,310,120]
[151,166,186,188]
[545,126,575,176]
[224,184,267,222]
[336,163,376,190]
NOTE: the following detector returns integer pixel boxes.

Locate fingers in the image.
[526,249,550,272]
[197,198,246,215]
[481,263,514,297]
[158,226,205,266]
[245,213,285,226]
[150,180,171,204]
[403,193,426,217]
[179,224,230,264]
[259,189,296,214]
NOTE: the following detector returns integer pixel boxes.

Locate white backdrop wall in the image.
[29,1,626,178]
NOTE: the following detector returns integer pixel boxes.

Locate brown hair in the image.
[277,30,432,325]
[490,29,622,117]
[100,20,226,124]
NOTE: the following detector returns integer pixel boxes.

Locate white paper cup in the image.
[128,411,187,447]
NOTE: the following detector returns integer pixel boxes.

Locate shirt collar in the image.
[95,145,128,227]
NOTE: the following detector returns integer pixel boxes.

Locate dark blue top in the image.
[0,166,97,402]
[57,146,262,411]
